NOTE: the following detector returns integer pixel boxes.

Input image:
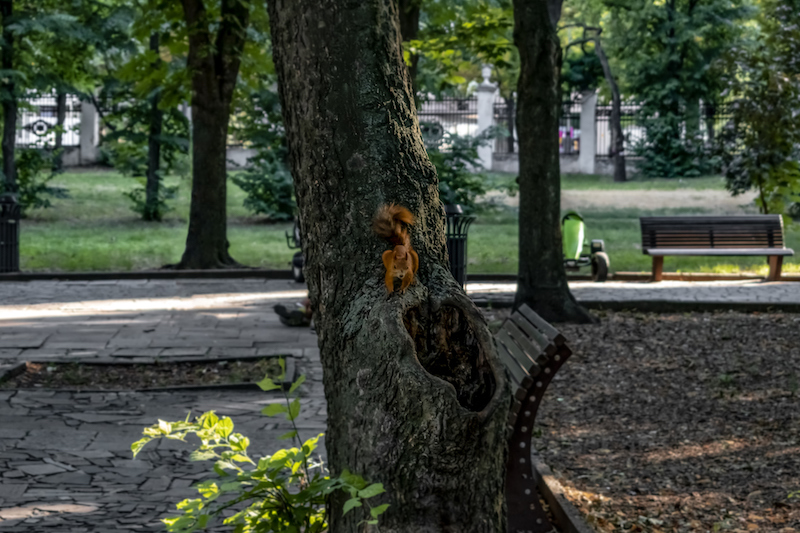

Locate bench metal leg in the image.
[767,256,783,281]
[651,256,664,282]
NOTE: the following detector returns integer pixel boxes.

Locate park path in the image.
[482,188,758,212]
[1,277,798,530]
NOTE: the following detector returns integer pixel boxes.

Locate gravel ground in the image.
[485,308,800,533]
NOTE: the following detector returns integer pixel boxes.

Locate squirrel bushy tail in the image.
[372,203,414,247]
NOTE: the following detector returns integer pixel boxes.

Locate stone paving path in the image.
[0,279,322,531]
[1,277,798,530]
[469,279,800,307]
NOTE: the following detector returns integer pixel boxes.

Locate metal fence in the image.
[595,100,642,158]
[493,95,515,154]
[492,96,583,155]
[559,99,581,155]
[417,96,478,147]
[17,94,82,148]
[595,99,735,158]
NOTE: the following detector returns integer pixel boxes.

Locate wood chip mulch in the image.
[0,358,283,390]
[486,309,800,533]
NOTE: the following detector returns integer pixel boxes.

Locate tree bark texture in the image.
[175,0,248,268]
[594,39,626,182]
[513,0,594,323]
[1,0,15,192]
[268,1,512,531]
[145,33,163,221]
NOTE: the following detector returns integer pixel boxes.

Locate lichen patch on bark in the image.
[404,304,495,412]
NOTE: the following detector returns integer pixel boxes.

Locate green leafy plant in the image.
[426,127,502,212]
[0,148,69,214]
[132,360,388,532]
[230,86,295,221]
[716,0,800,215]
[122,180,179,221]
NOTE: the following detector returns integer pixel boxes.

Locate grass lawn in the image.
[15,169,800,275]
[20,170,296,272]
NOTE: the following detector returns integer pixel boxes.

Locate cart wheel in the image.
[291,252,305,283]
[591,252,609,282]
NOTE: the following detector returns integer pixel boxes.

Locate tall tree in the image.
[144,32,164,221]
[606,0,752,178]
[1,0,16,192]
[513,0,594,323]
[268,0,512,530]
[562,24,626,181]
[173,0,250,268]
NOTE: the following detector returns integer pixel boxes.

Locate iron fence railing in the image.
[17,94,82,148]
[417,96,478,147]
[559,99,581,155]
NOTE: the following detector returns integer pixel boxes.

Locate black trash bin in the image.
[445,204,475,288]
[0,193,20,273]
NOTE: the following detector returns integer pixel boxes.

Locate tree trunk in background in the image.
[173,0,248,268]
[268,1,511,531]
[705,102,716,146]
[54,89,66,171]
[398,0,421,93]
[594,38,626,182]
[1,0,15,192]
[144,33,163,221]
[505,95,515,153]
[513,0,594,323]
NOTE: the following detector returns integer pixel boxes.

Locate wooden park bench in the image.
[640,215,794,282]
[495,304,584,533]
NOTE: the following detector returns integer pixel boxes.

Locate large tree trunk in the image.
[174,0,248,268]
[513,0,594,323]
[1,0,15,192]
[144,33,163,221]
[594,39,626,182]
[268,1,512,531]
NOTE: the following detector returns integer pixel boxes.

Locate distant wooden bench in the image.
[640,215,794,282]
[495,304,575,533]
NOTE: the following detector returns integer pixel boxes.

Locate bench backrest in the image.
[496,305,573,533]
[640,215,785,250]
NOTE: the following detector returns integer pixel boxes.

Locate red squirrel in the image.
[373,204,419,293]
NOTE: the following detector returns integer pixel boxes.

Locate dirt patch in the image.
[0,358,284,390]
[482,189,758,212]
[483,309,800,533]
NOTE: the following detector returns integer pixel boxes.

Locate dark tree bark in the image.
[504,95,515,153]
[1,0,16,192]
[173,0,249,268]
[594,39,626,182]
[54,89,66,171]
[268,1,512,531]
[513,0,594,323]
[144,33,163,221]
[398,0,421,90]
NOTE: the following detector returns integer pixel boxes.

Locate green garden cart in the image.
[562,211,610,282]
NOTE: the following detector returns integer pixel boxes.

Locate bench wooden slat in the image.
[509,313,557,358]
[640,215,793,282]
[495,335,531,389]
[646,248,794,256]
[503,321,544,375]
[518,305,566,346]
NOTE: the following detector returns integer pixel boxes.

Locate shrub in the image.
[230,86,296,221]
[1,148,69,214]
[132,361,388,532]
[426,127,501,212]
